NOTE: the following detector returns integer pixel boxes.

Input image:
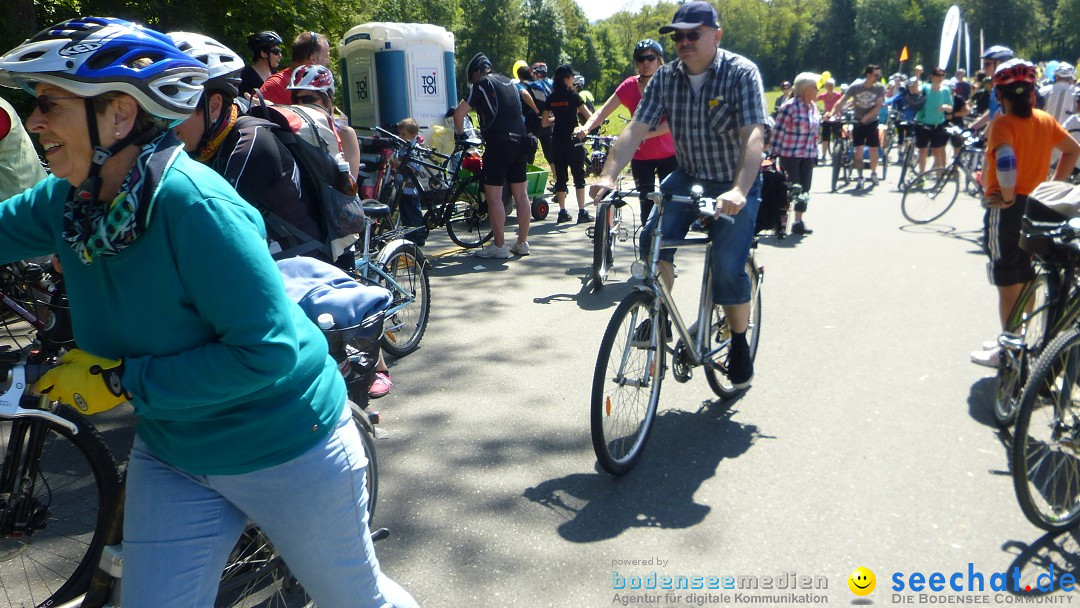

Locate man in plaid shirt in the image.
[592,0,767,389]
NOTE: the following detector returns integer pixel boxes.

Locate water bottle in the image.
[334,159,358,196]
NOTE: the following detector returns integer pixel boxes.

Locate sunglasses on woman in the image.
[670,31,702,43]
[34,94,82,114]
[635,55,659,63]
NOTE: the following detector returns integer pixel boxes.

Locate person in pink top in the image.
[817,78,842,163]
[576,38,677,224]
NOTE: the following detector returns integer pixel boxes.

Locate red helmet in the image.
[993,58,1036,88]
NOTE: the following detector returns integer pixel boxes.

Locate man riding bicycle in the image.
[592,0,767,388]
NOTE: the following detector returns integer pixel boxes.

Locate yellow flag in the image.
[900,46,909,62]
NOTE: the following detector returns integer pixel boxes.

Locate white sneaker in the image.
[981,339,999,351]
[510,241,530,256]
[871,174,879,186]
[971,346,1001,368]
[475,243,512,259]
[856,178,864,190]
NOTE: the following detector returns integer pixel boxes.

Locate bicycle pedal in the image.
[371,527,391,542]
[617,228,630,241]
[585,226,595,239]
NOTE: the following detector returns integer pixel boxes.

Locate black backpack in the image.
[246,97,366,260]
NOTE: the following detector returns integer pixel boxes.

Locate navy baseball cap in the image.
[659,1,720,33]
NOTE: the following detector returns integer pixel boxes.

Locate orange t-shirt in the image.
[984,109,1068,196]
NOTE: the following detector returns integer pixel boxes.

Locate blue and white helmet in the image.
[0,17,207,120]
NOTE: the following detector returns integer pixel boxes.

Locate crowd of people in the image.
[1,1,1079,603]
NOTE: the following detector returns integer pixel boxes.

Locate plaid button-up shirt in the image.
[634,48,768,183]
[771,97,821,159]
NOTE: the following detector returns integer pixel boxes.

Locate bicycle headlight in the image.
[630,260,646,280]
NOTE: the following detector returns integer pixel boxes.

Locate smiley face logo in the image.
[848,567,876,596]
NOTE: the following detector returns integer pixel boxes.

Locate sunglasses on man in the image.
[269,48,282,55]
[295,94,325,106]
[671,31,702,43]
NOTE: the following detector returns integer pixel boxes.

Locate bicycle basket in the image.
[323,310,386,398]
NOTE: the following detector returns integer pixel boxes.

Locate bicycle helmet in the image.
[981,45,1015,61]
[573,74,585,88]
[1056,62,1076,81]
[466,53,492,81]
[993,58,1037,88]
[0,17,207,120]
[169,32,244,98]
[247,30,282,53]
[635,38,664,59]
[288,64,335,96]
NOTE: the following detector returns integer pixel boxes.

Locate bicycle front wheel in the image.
[704,257,763,398]
[591,290,666,475]
[996,273,1051,427]
[830,140,844,192]
[901,168,959,224]
[0,406,121,607]
[446,178,493,248]
[591,201,612,290]
[379,242,431,358]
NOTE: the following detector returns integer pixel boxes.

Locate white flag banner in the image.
[965,23,971,73]
[939,5,961,70]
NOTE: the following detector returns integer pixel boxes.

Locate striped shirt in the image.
[634,48,768,182]
[771,97,821,159]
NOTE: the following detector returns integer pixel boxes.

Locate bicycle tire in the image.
[378,242,431,358]
[704,257,763,398]
[350,401,379,523]
[0,406,121,608]
[446,177,493,249]
[831,140,844,192]
[996,273,1052,427]
[879,145,889,180]
[590,290,666,475]
[1012,327,1080,531]
[901,167,959,224]
[591,201,612,290]
[896,144,915,190]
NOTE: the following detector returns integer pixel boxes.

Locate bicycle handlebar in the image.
[646,191,736,224]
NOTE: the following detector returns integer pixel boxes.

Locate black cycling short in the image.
[984,194,1033,286]
[820,122,843,143]
[482,139,527,187]
[852,121,880,147]
[915,123,947,149]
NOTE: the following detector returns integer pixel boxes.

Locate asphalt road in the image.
[370,163,1078,608]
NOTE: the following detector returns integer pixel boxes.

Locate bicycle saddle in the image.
[361,200,391,218]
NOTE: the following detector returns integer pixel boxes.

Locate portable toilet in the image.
[339,22,457,138]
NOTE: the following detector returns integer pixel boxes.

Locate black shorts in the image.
[482,139,527,187]
[915,123,947,149]
[820,122,843,143]
[852,121,880,147]
[984,194,1033,286]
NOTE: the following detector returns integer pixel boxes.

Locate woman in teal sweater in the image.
[0,18,417,607]
[914,67,955,173]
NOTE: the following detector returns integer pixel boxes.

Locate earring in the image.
[115,131,121,137]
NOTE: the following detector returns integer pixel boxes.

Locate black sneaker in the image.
[629,317,672,347]
[557,210,573,223]
[792,221,813,235]
[577,210,594,224]
[727,334,754,389]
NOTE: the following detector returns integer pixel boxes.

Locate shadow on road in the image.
[967,376,999,429]
[999,528,1080,596]
[522,398,762,543]
[899,223,984,251]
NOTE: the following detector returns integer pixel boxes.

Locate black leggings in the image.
[550,139,586,194]
[631,155,678,224]
[779,156,813,213]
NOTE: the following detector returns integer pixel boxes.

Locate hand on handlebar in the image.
[573,126,588,140]
[717,188,747,217]
[590,182,614,204]
[34,349,130,415]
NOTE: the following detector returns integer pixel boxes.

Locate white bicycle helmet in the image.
[1056,62,1076,81]
[0,17,207,120]
[288,64,335,97]
[169,32,244,98]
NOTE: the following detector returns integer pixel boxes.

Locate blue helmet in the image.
[635,38,664,59]
[981,45,1015,62]
[0,17,207,120]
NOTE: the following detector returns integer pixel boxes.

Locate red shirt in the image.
[259,68,293,105]
[614,76,676,161]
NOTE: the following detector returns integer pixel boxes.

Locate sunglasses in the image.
[269,48,282,55]
[295,94,323,105]
[671,31,703,43]
[635,54,659,63]
[34,94,82,114]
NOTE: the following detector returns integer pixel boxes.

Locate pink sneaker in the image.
[369,371,393,399]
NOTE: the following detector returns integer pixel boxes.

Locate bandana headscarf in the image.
[63,130,184,264]
[195,103,239,163]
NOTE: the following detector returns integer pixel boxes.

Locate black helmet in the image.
[635,38,663,59]
[466,53,492,80]
[247,30,282,53]
[981,45,1015,61]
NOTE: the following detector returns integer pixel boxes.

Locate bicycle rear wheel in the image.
[901,167,959,224]
[591,290,665,475]
[1012,327,1080,531]
[591,202,612,290]
[830,140,844,192]
[446,178,493,249]
[0,406,121,607]
[704,257,763,398]
[996,273,1052,427]
[378,242,431,358]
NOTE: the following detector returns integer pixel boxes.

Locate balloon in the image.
[1046,60,1059,82]
[818,70,831,89]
